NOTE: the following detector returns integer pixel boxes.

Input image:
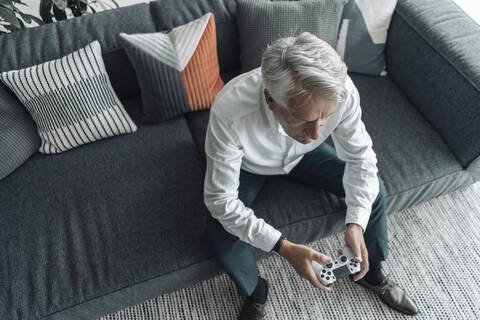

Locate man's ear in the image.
[264,88,274,110]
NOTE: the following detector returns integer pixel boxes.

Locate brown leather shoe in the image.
[353,275,418,315]
[238,278,270,320]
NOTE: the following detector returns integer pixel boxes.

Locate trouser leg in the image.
[286,142,389,263]
[205,169,266,297]
[363,178,389,263]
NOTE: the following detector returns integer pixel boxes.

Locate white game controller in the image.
[311,246,361,287]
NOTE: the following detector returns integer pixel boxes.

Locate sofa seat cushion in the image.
[187,71,473,218]
[0,100,208,319]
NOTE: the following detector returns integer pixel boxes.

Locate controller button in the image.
[326,277,330,280]
[326,263,333,268]
[350,258,355,262]
[322,270,326,273]
[321,274,325,278]
[334,261,337,264]
[340,256,347,262]
[327,271,331,275]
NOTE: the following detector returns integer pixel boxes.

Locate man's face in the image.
[264,88,337,144]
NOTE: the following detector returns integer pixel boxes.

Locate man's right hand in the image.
[279,240,333,291]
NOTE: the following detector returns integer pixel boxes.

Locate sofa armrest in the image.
[385,0,480,169]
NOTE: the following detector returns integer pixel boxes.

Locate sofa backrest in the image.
[0,0,239,101]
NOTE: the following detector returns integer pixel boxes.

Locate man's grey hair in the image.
[261,32,348,110]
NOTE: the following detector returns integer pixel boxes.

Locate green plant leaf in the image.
[78,0,87,13]
[16,10,32,23]
[68,1,78,16]
[0,5,21,28]
[12,0,29,7]
[17,14,24,27]
[29,15,44,25]
[52,3,66,20]
[52,0,67,10]
[3,23,17,32]
[0,0,15,10]
[39,0,53,23]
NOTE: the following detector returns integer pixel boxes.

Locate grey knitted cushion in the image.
[0,85,40,180]
[236,0,346,73]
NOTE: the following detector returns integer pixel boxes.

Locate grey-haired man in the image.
[204,32,418,319]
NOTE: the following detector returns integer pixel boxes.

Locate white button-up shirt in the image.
[203,67,379,252]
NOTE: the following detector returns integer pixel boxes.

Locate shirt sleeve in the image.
[331,82,380,233]
[203,111,282,252]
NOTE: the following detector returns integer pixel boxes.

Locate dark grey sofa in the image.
[0,0,479,319]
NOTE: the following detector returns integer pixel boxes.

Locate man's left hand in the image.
[338,223,369,282]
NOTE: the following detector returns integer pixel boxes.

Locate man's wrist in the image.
[278,239,292,257]
[273,234,286,253]
[347,223,364,232]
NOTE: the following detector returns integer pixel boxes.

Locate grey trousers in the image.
[206,142,389,297]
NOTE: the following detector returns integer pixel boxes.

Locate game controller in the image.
[311,246,361,287]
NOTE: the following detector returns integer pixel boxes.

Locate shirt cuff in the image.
[345,207,371,233]
[262,227,282,252]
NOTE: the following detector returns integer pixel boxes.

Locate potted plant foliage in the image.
[0,0,118,33]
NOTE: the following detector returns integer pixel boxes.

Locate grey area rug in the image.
[100,182,480,319]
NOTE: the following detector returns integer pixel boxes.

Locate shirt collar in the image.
[277,120,289,136]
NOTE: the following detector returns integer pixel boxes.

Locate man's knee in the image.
[363,177,387,221]
[373,176,387,206]
[365,177,389,261]
[367,176,387,223]
[206,215,238,255]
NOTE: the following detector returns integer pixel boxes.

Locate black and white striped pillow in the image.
[0,40,137,154]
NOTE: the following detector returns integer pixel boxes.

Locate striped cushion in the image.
[0,40,137,154]
[119,12,224,123]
